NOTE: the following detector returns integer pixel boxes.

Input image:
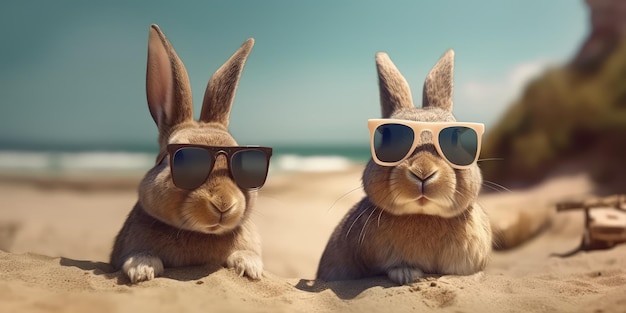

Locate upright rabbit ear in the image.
[199,38,255,127]
[146,25,194,142]
[422,49,454,112]
[376,52,414,118]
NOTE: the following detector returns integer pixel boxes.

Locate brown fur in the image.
[317,50,492,285]
[110,202,259,270]
[110,25,262,284]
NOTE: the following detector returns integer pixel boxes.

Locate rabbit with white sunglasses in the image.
[317,50,492,285]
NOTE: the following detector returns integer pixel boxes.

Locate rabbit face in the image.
[139,125,253,235]
[363,51,482,218]
[363,125,482,218]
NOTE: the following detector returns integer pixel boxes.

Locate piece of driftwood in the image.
[553,194,626,257]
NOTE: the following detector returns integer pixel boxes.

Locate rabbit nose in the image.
[210,199,236,213]
[409,170,437,195]
[408,170,437,184]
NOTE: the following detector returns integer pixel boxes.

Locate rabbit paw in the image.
[122,254,164,284]
[226,250,263,280]
[387,267,424,285]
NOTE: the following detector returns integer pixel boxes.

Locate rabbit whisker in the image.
[477,158,504,163]
[358,206,378,246]
[480,183,504,193]
[482,180,512,193]
[327,185,364,213]
[345,206,372,239]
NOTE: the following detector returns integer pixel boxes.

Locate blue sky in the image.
[0,1,587,149]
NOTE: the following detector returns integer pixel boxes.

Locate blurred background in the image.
[481,0,626,192]
[0,0,595,180]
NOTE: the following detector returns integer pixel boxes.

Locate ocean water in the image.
[0,144,371,175]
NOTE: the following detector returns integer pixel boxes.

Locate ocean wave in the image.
[0,151,359,174]
[0,151,52,170]
[272,154,353,172]
[57,152,156,170]
[0,151,156,173]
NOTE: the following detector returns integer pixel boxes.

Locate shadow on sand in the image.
[294,276,398,300]
[59,257,223,285]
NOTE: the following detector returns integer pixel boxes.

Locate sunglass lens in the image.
[438,126,478,166]
[171,148,212,190]
[373,123,415,163]
[231,150,269,189]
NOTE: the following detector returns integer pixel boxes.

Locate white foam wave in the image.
[0,151,356,174]
[272,154,352,172]
[0,151,156,172]
[0,151,52,170]
[57,152,155,170]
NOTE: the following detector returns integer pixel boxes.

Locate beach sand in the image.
[1,166,625,312]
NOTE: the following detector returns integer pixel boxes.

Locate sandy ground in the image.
[1,166,625,312]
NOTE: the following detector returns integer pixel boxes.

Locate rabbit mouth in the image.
[202,209,244,234]
[410,195,439,209]
[205,224,224,233]
[389,194,456,216]
[201,222,235,234]
[416,196,429,206]
[392,194,442,214]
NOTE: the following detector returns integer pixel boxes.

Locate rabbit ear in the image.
[422,49,454,112]
[146,24,194,140]
[376,52,414,118]
[199,39,255,127]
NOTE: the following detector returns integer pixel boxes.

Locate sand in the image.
[1,166,626,312]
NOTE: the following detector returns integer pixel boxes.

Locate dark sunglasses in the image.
[368,119,484,169]
[157,144,273,190]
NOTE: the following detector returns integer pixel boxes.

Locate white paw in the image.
[387,267,424,285]
[122,254,164,284]
[226,250,263,280]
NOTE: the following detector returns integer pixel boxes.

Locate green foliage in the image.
[481,38,626,188]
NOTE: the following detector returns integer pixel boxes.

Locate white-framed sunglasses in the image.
[368,119,485,169]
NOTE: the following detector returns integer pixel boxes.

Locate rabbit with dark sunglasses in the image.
[110,25,268,284]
